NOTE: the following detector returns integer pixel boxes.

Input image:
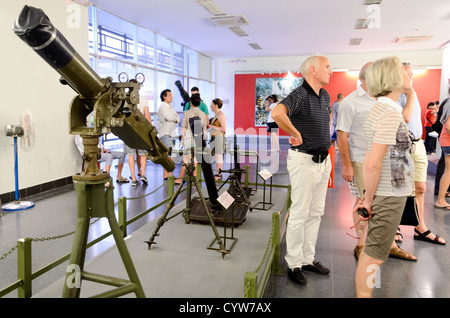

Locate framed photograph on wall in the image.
[255,76,303,126]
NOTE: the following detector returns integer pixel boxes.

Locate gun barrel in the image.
[13,5,106,100]
[175,80,191,104]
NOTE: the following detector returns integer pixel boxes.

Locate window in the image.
[137,67,156,113]
[156,34,172,71]
[173,42,185,75]
[88,4,215,149]
[97,58,135,82]
[198,80,213,108]
[188,78,199,93]
[157,71,173,102]
[187,48,198,78]
[89,56,96,71]
[97,9,135,61]
[137,27,155,67]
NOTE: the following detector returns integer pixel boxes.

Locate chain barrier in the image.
[252,195,289,276]
[124,180,166,201]
[253,215,276,275]
[0,180,168,262]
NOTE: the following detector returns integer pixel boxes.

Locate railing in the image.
[0,165,290,298]
[244,185,291,298]
[0,177,180,298]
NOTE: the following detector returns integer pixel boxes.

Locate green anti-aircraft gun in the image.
[13,5,178,298]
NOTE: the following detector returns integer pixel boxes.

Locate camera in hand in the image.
[357,207,369,218]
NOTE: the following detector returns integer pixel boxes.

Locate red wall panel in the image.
[234,69,442,138]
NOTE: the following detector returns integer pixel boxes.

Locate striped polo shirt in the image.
[363,97,414,197]
[280,80,331,152]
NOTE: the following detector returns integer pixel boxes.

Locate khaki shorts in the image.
[124,144,147,156]
[363,195,407,261]
[352,161,364,197]
[411,139,428,183]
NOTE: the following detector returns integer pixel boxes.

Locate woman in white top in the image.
[157,89,180,181]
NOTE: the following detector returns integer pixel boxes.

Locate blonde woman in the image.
[354,56,415,298]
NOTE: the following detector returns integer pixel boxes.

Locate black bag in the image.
[433,98,449,136]
[432,121,443,135]
[400,196,419,226]
[311,148,329,163]
[428,117,443,135]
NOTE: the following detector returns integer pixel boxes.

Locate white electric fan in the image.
[1,110,36,211]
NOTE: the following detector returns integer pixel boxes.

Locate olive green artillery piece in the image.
[12,5,177,298]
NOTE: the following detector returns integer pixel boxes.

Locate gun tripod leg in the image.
[145,178,187,249]
[146,161,228,258]
[63,177,145,298]
[191,177,229,258]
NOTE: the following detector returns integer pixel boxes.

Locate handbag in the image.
[400,196,419,226]
[427,117,443,135]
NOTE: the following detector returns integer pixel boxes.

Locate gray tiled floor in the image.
[1,138,450,298]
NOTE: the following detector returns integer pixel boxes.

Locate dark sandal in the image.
[116,177,130,183]
[214,173,222,180]
[389,245,417,261]
[395,227,403,243]
[414,229,447,245]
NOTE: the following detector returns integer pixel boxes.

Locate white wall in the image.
[216,49,444,135]
[0,1,88,195]
[440,45,450,101]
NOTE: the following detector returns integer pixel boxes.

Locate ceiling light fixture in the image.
[196,0,226,16]
[364,0,382,4]
[206,15,250,27]
[229,27,248,37]
[355,18,368,29]
[248,43,262,50]
[393,35,432,43]
[349,38,362,45]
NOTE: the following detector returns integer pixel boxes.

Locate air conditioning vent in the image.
[394,35,432,43]
[197,0,226,16]
[355,18,368,29]
[249,43,262,50]
[349,38,362,45]
[229,27,248,37]
[206,15,250,27]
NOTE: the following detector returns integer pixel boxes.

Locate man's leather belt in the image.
[290,148,315,155]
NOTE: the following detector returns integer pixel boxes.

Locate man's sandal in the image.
[389,245,417,261]
[414,229,447,245]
